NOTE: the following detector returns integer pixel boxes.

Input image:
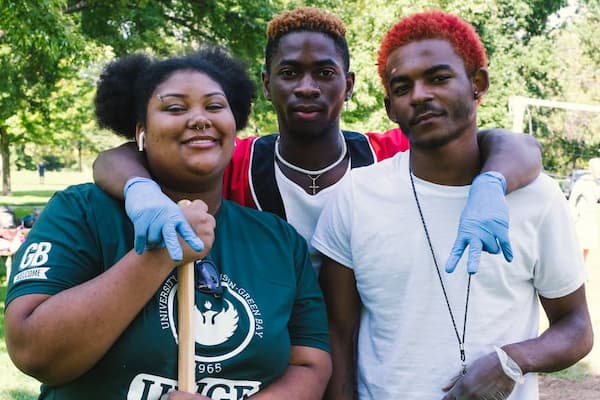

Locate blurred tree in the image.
[506,1,600,174]
[0,0,280,194]
[1,0,598,194]
[0,0,88,194]
[314,0,598,174]
[68,0,281,135]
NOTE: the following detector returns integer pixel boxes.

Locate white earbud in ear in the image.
[138,130,145,152]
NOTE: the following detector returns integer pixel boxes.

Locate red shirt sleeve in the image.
[222,136,258,209]
[364,127,410,162]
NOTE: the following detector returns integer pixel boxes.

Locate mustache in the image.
[410,104,445,125]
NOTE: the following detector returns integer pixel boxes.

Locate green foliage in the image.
[14,151,34,171]
[526,1,600,174]
[40,155,66,171]
[321,0,599,175]
[72,0,281,136]
[0,0,92,193]
[0,0,598,184]
[0,1,88,121]
[74,0,276,60]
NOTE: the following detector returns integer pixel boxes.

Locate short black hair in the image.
[95,46,256,139]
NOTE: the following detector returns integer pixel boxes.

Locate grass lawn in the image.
[0,170,93,206]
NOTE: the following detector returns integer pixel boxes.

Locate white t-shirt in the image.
[275,161,351,274]
[312,151,586,400]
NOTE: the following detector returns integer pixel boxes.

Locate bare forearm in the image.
[6,249,175,384]
[323,333,357,400]
[251,348,331,400]
[502,287,593,374]
[319,259,360,400]
[93,142,150,200]
[477,129,542,193]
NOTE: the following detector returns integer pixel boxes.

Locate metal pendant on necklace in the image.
[460,343,467,375]
[307,174,322,195]
[274,132,348,196]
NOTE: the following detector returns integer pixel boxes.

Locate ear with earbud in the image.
[473,91,479,99]
[138,130,145,152]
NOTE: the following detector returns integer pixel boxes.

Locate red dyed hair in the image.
[377,11,487,86]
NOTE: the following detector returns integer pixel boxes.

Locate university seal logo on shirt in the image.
[159,272,264,362]
[178,273,262,362]
[129,273,264,399]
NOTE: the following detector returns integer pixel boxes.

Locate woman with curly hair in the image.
[5,47,331,400]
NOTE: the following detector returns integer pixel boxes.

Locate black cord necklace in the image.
[409,169,472,375]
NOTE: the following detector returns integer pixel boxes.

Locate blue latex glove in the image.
[445,171,513,274]
[124,177,204,261]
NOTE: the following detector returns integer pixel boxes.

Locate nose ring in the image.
[194,122,207,131]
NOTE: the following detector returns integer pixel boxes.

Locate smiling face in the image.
[384,39,488,150]
[139,70,236,190]
[262,31,354,140]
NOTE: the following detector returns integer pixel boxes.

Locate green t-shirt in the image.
[6,184,328,400]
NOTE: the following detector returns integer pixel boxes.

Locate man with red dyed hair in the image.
[314,10,592,400]
[92,7,541,277]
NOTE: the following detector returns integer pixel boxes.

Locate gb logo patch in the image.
[19,242,52,269]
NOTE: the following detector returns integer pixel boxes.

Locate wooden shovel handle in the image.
[178,261,195,392]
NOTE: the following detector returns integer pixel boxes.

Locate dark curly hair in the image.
[264,7,350,73]
[95,46,256,139]
[377,11,487,88]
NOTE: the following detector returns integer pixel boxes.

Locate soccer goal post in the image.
[509,95,600,133]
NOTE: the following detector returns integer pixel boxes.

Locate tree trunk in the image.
[78,140,82,172]
[0,126,11,195]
